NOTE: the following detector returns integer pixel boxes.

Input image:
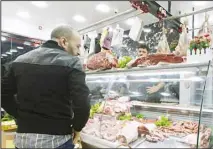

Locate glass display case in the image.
[81,62,213,148]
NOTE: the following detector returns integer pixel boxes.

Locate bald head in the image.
[51,25,81,56]
[51,25,77,40]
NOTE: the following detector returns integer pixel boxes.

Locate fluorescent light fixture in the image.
[10,49,18,52]
[143,28,151,33]
[17,46,24,49]
[1,37,6,41]
[2,54,7,57]
[16,11,30,19]
[73,15,86,22]
[126,18,134,26]
[96,4,110,13]
[31,1,48,8]
[6,52,12,55]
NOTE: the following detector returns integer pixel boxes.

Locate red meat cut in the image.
[87,52,118,70]
[131,54,184,67]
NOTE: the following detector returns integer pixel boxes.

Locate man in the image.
[127,44,165,103]
[1,25,90,148]
[137,43,149,58]
[127,43,150,68]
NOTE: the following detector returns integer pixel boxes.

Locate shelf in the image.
[81,133,146,148]
[86,62,210,75]
[131,101,213,113]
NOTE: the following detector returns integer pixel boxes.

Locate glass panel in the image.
[85,63,212,147]
[198,62,213,148]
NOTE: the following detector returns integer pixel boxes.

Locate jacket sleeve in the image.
[1,64,18,118]
[68,68,90,132]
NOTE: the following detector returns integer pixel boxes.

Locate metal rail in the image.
[78,8,140,35]
[163,6,213,21]
[78,5,213,35]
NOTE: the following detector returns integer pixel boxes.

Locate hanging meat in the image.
[87,51,118,70]
[157,28,170,54]
[174,17,189,56]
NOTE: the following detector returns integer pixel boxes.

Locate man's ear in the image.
[58,37,68,49]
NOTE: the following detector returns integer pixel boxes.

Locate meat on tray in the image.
[102,99,132,116]
[116,121,141,144]
[181,128,211,148]
[130,54,184,67]
[145,129,169,142]
[87,51,118,70]
[158,121,202,137]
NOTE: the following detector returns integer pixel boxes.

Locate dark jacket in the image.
[1,40,90,134]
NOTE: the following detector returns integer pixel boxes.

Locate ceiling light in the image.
[16,11,30,19]
[143,28,151,33]
[17,46,24,49]
[31,1,48,8]
[73,15,86,23]
[126,18,135,26]
[10,49,18,52]
[2,54,7,57]
[1,37,6,41]
[96,4,110,13]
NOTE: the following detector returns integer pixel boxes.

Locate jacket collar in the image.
[41,40,64,51]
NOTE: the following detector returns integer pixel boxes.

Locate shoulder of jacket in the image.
[62,55,83,71]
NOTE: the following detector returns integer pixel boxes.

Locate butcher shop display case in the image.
[81,62,213,148]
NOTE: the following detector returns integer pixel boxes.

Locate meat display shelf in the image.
[86,62,210,75]
[131,102,213,113]
[136,136,191,148]
[81,133,192,148]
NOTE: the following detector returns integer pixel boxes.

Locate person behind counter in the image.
[1,25,90,148]
[127,44,165,103]
[127,43,150,67]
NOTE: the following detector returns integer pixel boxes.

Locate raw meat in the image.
[138,125,150,135]
[130,54,183,67]
[87,51,118,70]
[145,129,168,142]
[116,121,141,144]
[100,119,124,142]
[82,118,101,137]
[174,17,189,56]
[179,127,211,148]
[102,99,132,116]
